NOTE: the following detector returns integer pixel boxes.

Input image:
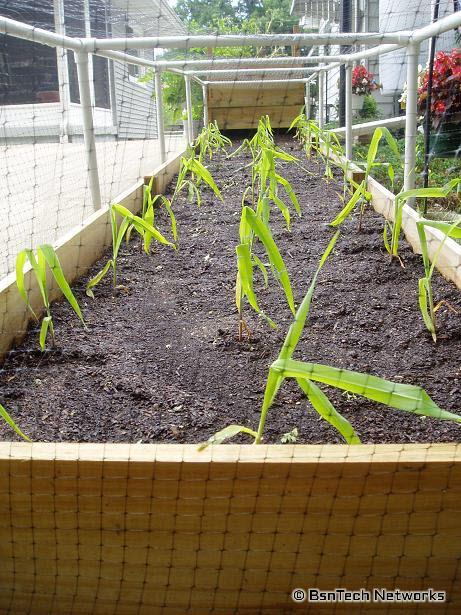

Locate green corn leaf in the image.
[418,218,461,239]
[16,250,37,319]
[113,216,131,260]
[383,221,392,255]
[236,244,276,328]
[252,254,269,288]
[39,245,85,324]
[272,359,461,422]
[86,260,113,297]
[235,271,242,314]
[380,126,401,160]
[187,158,223,201]
[255,232,339,444]
[198,424,258,450]
[278,231,340,361]
[270,192,291,230]
[296,377,361,444]
[365,128,383,175]
[418,277,436,341]
[39,315,52,351]
[236,243,260,314]
[275,174,301,215]
[0,403,31,442]
[330,182,365,227]
[242,207,295,315]
[113,204,175,249]
[153,195,178,243]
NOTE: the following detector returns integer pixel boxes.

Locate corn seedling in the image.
[173,153,223,206]
[236,205,295,339]
[330,127,400,231]
[127,177,178,252]
[202,230,461,448]
[229,115,275,162]
[86,203,175,297]
[0,403,30,441]
[16,245,85,351]
[247,145,301,229]
[194,121,232,164]
[384,179,461,262]
[416,214,461,341]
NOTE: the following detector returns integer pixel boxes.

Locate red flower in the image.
[417,48,461,128]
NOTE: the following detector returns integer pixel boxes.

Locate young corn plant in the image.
[236,205,295,339]
[202,231,461,447]
[416,215,461,341]
[16,244,85,351]
[194,121,232,164]
[126,176,178,253]
[86,203,176,297]
[173,152,223,206]
[384,179,461,262]
[246,145,301,228]
[0,403,30,441]
[228,115,276,163]
[330,127,400,231]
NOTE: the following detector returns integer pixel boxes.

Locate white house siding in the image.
[113,61,158,140]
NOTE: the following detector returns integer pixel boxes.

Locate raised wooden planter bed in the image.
[1,137,460,613]
[1,442,461,613]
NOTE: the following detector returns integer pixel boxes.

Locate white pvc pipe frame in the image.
[1,12,461,210]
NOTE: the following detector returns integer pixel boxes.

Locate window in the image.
[125,24,140,79]
[0,0,59,105]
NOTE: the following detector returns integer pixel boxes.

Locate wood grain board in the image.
[1,442,460,613]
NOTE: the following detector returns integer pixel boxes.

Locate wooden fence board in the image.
[0,443,460,613]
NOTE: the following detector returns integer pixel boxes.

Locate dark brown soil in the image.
[1,136,461,445]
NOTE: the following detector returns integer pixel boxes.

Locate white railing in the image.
[1,11,461,212]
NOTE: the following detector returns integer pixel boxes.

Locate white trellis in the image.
[1,12,461,211]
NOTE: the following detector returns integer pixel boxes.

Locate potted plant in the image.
[351,65,380,115]
[418,49,461,158]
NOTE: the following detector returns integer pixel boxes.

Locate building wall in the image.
[113,61,158,140]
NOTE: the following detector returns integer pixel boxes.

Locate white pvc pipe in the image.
[318,70,325,129]
[75,52,101,211]
[0,15,83,51]
[305,81,311,120]
[154,71,166,163]
[152,45,404,70]
[204,78,311,87]
[345,64,353,160]
[185,75,193,144]
[411,10,461,42]
[84,32,411,52]
[188,67,319,76]
[403,42,420,193]
[202,84,209,127]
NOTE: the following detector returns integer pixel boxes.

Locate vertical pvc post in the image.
[345,63,353,160]
[318,68,325,129]
[75,52,102,211]
[53,0,70,143]
[154,70,166,163]
[305,80,311,119]
[403,42,420,194]
[202,83,209,127]
[185,75,193,144]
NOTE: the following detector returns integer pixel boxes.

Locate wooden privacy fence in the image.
[1,442,460,614]
[207,83,305,130]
